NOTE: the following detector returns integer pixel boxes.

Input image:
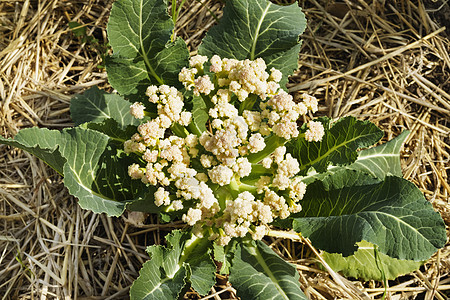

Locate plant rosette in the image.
[0,0,446,299]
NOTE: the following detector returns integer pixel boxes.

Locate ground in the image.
[0,0,449,299]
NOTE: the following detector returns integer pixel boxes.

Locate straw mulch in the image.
[0,0,449,299]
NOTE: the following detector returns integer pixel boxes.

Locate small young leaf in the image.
[187,95,209,135]
[183,238,216,296]
[292,169,447,261]
[68,21,87,38]
[198,0,306,89]
[287,116,383,174]
[131,231,190,300]
[70,86,139,128]
[322,240,423,281]
[230,240,307,300]
[106,0,189,100]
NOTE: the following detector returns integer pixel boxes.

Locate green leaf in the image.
[130,231,216,299]
[187,95,209,135]
[0,127,65,174]
[183,238,216,296]
[131,231,189,300]
[230,240,307,300]
[292,169,447,261]
[126,187,160,213]
[213,244,230,275]
[83,118,137,142]
[70,86,140,128]
[106,0,189,100]
[300,131,409,185]
[342,130,409,179]
[322,240,423,281]
[198,0,306,89]
[68,21,87,38]
[287,116,383,174]
[59,127,146,216]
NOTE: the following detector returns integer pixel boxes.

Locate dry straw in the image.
[0,0,449,299]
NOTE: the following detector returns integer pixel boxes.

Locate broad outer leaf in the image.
[0,127,65,174]
[70,86,140,128]
[293,170,446,261]
[230,240,307,300]
[59,127,145,216]
[198,0,306,89]
[322,240,423,281]
[131,231,189,300]
[287,116,383,174]
[106,0,189,100]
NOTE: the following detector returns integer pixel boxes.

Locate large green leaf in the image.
[322,240,423,281]
[106,0,189,100]
[130,231,189,300]
[230,240,307,300]
[59,127,146,216]
[0,127,65,174]
[287,116,383,174]
[70,86,140,128]
[292,169,446,261]
[198,0,306,89]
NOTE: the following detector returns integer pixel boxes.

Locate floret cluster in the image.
[125,55,324,245]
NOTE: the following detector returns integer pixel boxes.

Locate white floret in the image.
[269,68,282,83]
[154,187,170,207]
[233,157,252,178]
[182,208,203,226]
[200,154,214,168]
[208,164,233,186]
[210,55,223,73]
[248,133,265,153]
[145,85,158,97]
[305,121,325,142]
[194,75,215,96]
[130,102,145,119]
[128,163,144,179]
[189,55,208,69]
[302,93,319,113]
[251,225,267,240]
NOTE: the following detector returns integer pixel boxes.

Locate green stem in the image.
[238,94,258,115]
[180,234,202,264]
[171,123,189,138]
[140,0,163,84]
[247,135,286,163]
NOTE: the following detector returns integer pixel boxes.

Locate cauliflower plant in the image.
[125,55,324,245]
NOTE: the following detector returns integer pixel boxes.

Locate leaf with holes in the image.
[292,169,447,261]
[322,240,424,281]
